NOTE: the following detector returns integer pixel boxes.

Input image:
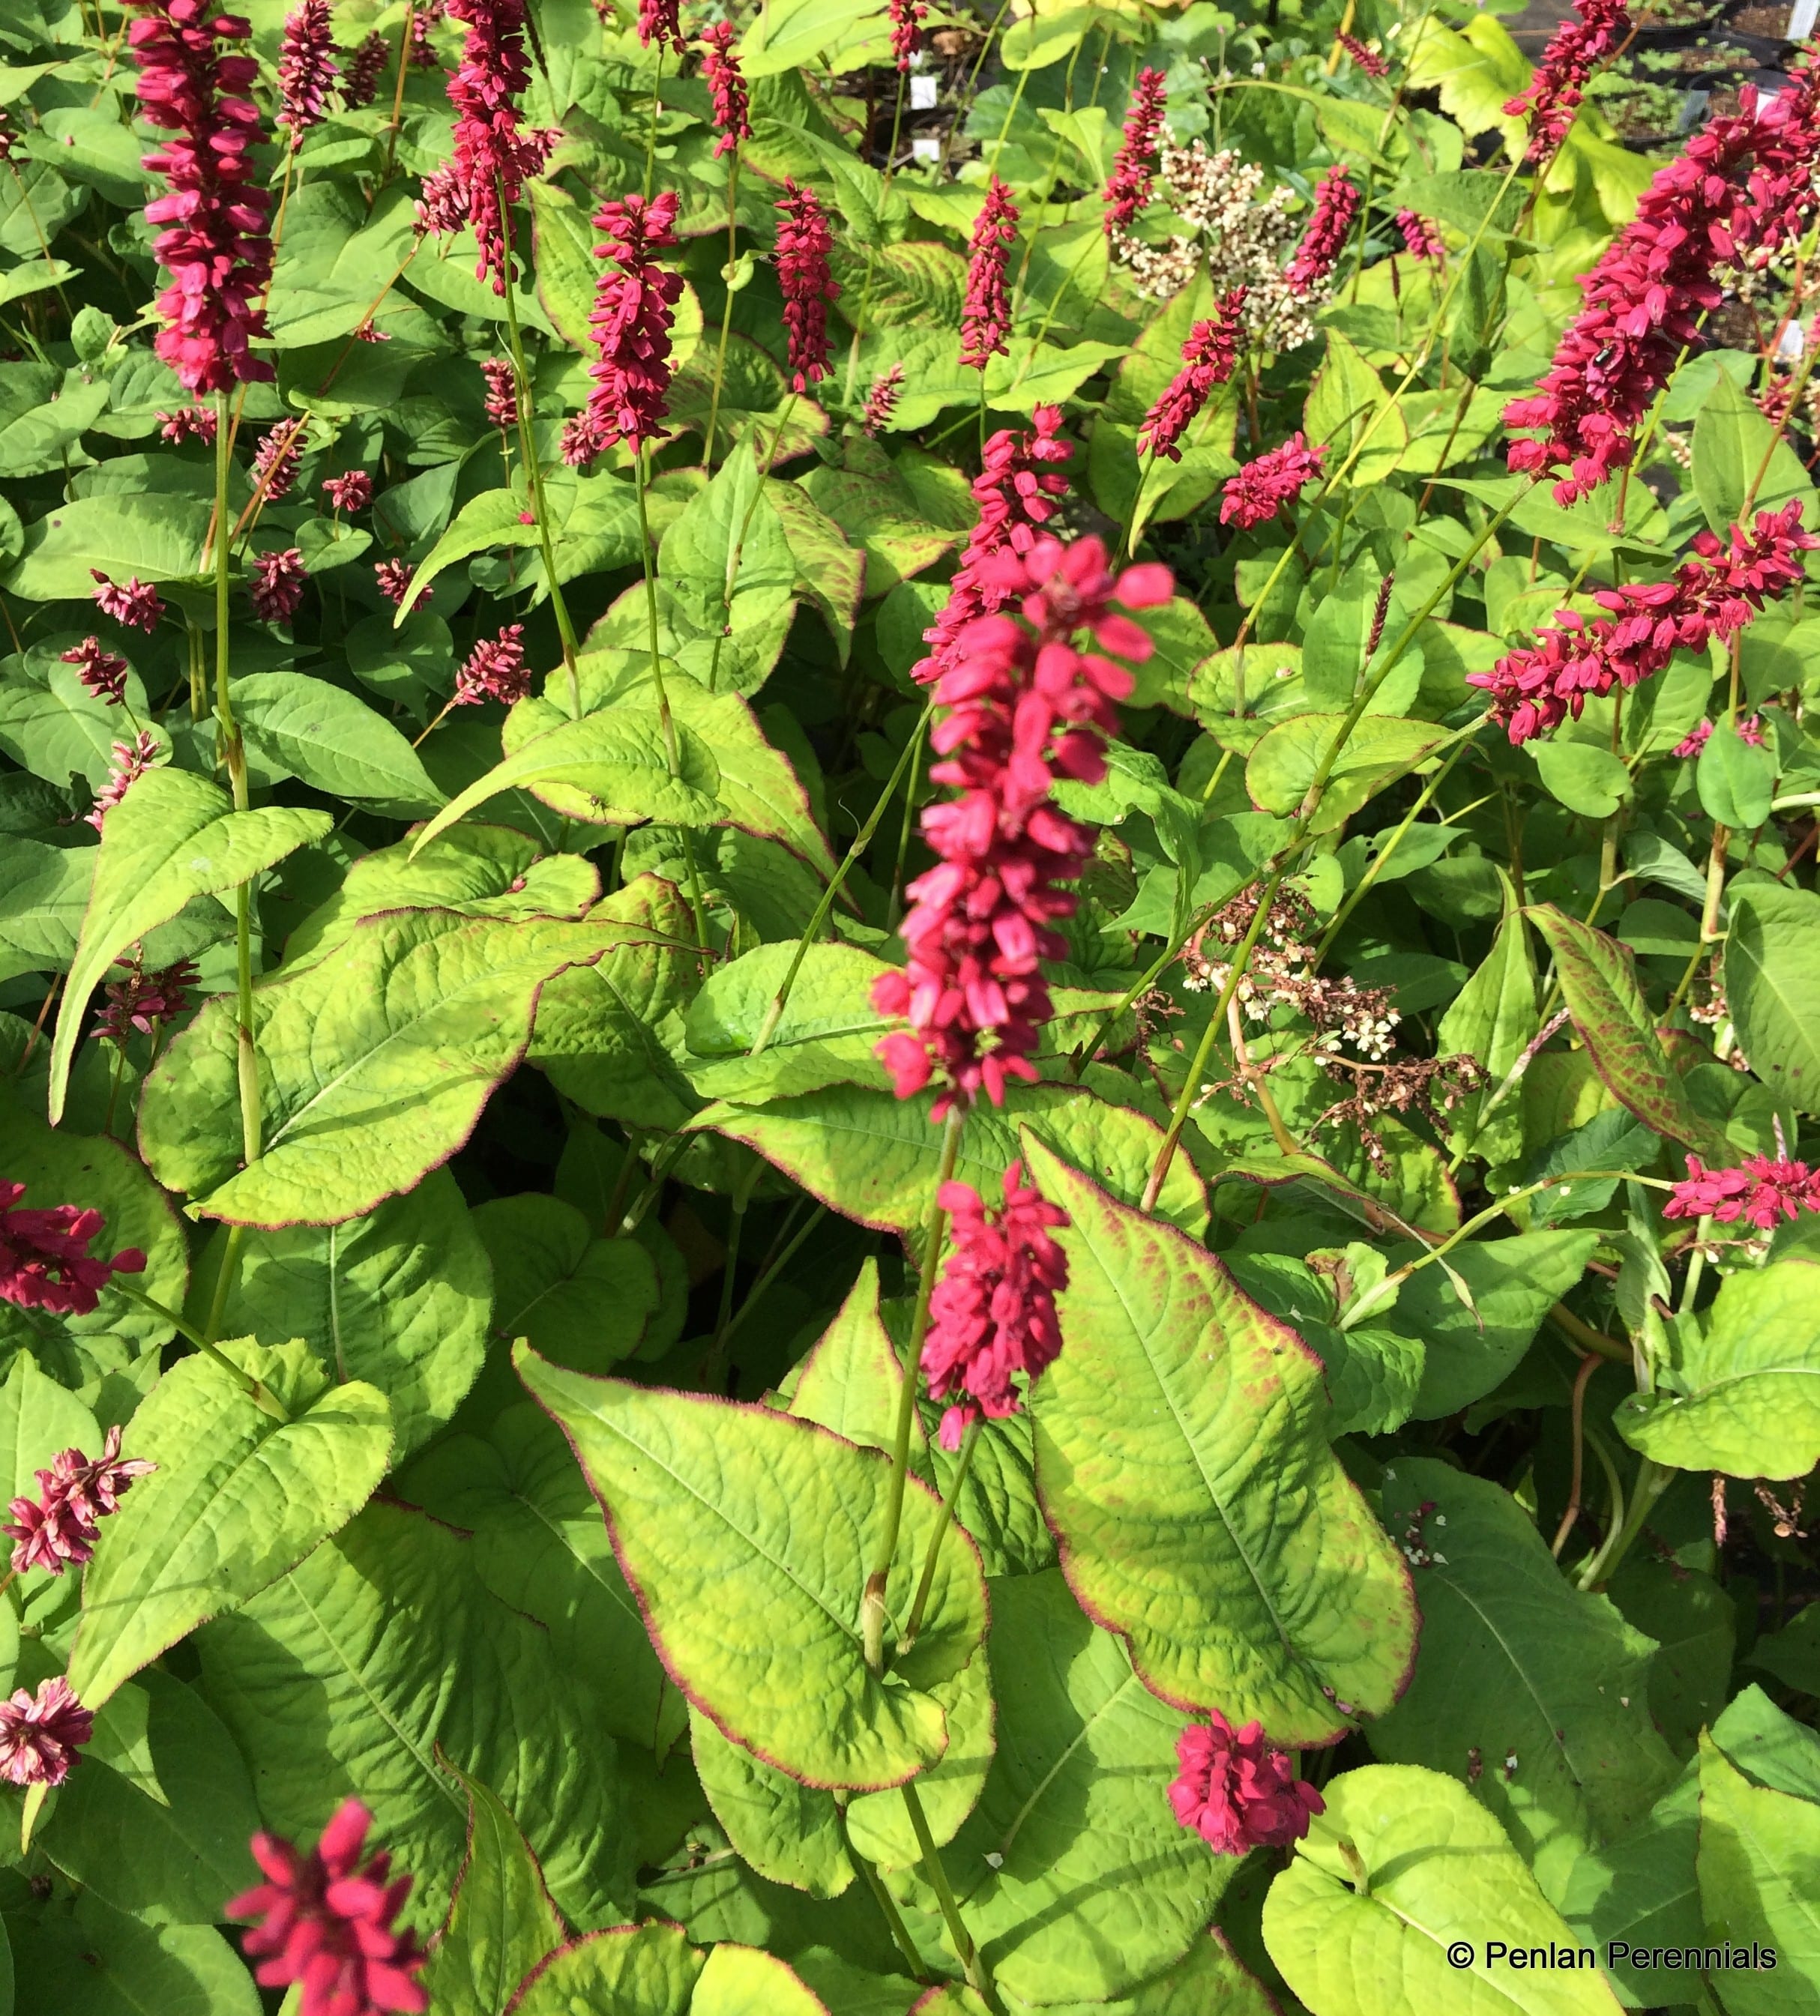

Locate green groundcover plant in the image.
[0,0,1818,2009]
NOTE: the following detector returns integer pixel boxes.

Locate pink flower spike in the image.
[1103,67,1168,237]
[889,0,928,72]
[252,548,308,625]
[86,731,161,830]
[157,401,217,444]
[228,1799,429,2016]
[374,558,415,606]
[94,956,198,1048]
[1396,209,1444,267]
[1169,1710,1324,1855]
[61,637,130,705]
[480,357,518,428]
[91,571,164,633]
[4,1423,157,1577]
[277,0,339,145]
[0,1181,146,1318]
[454,623,529,705]
[699,21,750,156]
[1674,719,1714,758]
[574,189,683,462]
[775,181,840,393]
[343,29,389,107]
[0,1677,94,1788]
[1663,1151,1820,1231]
[862,362,905,436]
[1138,289,1246,462]
[1337,32,1388,77]
[126,0,274,393]
[439,0,559,293]
[961,176,1019,371]
[638,0,685,55]
[1504,0,1631,166]
[1220,432,1325,529]
[250,424,302,503]
[1286,166,1360,295]
[322,469,374,513]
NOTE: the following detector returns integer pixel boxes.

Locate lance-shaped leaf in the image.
[421,1767,566,2016]
[67,1340,393,1708]
[47,767,329,1123]
[1618,1258,1820,1480]
[1528,905,1733,1163]
[138,911,654,1227]
[694,1081,1208,1240]
[899,1570,1225,2006]
[408,713,720,857]
[1370,1461,1678,1879]
[511,668,837,878]
[517,1347,989,1792]
[1262,1765,1628,2016]
[394,486,544,618]
[196,1500,633,1934]
[505,1923,703,2016]
[229,673,443,815]
[1021,1135,1415,1744]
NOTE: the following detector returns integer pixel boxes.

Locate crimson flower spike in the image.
[699,21,750,156]
[0,1183,145,1317]
[126,0,274,393]
[960,176,1019,371]
[775,181,840,393]
[276,0,339,145]
[1103,67,1167,236]
[1503,0,1631,166]
[1169,1710,1325,1855]
[433,0,560,294]
[1285,164,1359,295]
[566,189,683,467]
[1137,289,1246,462]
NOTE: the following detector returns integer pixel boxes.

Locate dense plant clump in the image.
[0,0,1818,2012]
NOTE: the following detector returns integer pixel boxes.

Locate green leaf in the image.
[1400,1229,1599,1418]
[1022,1136,1417,1745]
[1528,904,1734,1162]
[694,1081,1208,1241]
[1618,1258,1820,1479]
[1534,741,1631,820]
[0,836,91,977]
[505,1924,704,2016]
[196,1499,634,1932]
[692,1945,834,2015]
[688,1706,854,1898]
[473,1194,660,1372]
[1696,1736,1820,2010]
[1,494,212,601]
[10,1891,257,2016]
[47,765,330,1123]
[1696,719,1777,830]
[904,1569,1228,2006]
[0,648,170,790]
[1691,369,1818,535]
[395,486,543,618]
[139,911,648,1226]
[0,1089,188,1356]
[517,1346,989,1793]
[409,710,720,853]
[286,824,600,967]
[1262,1764,1627,2016]
[66,1340,394,1708]
[214,1170,489,1456]
[738,0,889,76]
[682,941,895,1103]
[1436,905,1535,1162]
[38,1671,261,1927]
[1371,1461,1678,1885]
[1726,881,1820,1114]
[1556,1769,1706,2011]
[419,1767,567,2016]
[1246,715,1445,831]
[0,1350,95,1518]
[229,674,444,815]
[398,1402,686,1755]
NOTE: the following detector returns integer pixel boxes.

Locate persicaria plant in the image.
[0,0,1818,2011]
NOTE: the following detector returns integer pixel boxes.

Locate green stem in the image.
[749,703,933,1057]
[862,1106,964,1671]
[115,1279,289,1421]
[635,443,711,950]
[714,1202,827,1355]
[836,1805,931,1985]
[701,1159,759,1390]
[901,1779,1003,2014]
[704,151,741,468]
[897,1418,980,1655]
[1311,739,1472,964]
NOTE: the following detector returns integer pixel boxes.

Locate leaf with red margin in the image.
[691,1941,836,2012]
[516,1344,989,1793]
[422,1765,566,2016]
[504,1922,703,2016]
[1022,1134,1417,1746]
[1528,904,1734,1165]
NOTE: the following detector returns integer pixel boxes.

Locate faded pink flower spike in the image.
[775,181,840,393]
[1337,32,1388,77]
[922,1162,1067,1447]
[480,357,519,428]
[323,468,374,513]
[1103,67,1168,237]
[0,1183,145,1317]
[873,534,1171,1113]
[454,623,529,705]
[1169,1710,1325,1855]
[94,956,198,1048]
[862,363,904,436]
[1507,67,1820,503]
[157,401,217,443]
[277,0,339,144]
[0,1677,94,1788]
[1471,501,1815,743]
[913,405,1073,687]
[127,0,274,393]
[1663,1151,1820,1230]
[92,570,165,633]
[250,423,302,502]
[61,637,130,705]
[87,730,162,830]
[228,1799,429,2016]
[1504,0,1630,165]
[374,558,415,606]
[1396,209,1444,267]
[960,176,1019,372]
[4,1425,157,1577]
[1139,289,1246,462]
[699,21,750,156]
[342,28,389,106]
[1220,432,1325,528]
[571,188,683,465]
[1286,165,1360,295]
[252,547,309,624]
